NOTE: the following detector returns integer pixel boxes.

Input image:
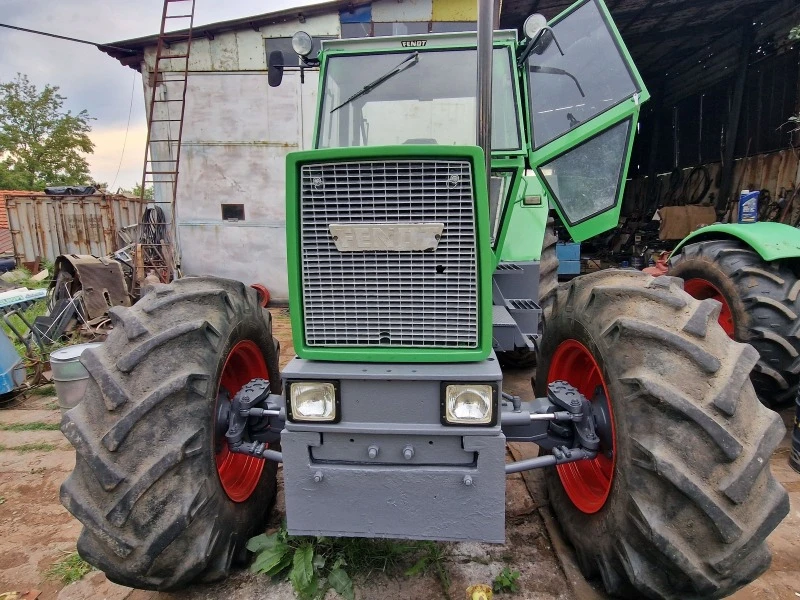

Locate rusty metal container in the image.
[4,193,145,265]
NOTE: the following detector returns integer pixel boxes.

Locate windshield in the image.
[317,47,521,151]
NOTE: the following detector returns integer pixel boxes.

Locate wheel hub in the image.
[548,339,617,514]
[214,340,269,503]
[591,386,613,459]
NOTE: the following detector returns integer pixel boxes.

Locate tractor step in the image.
[492,304,539,351]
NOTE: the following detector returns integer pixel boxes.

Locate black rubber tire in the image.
[669,239,800,410]
[60,276,281,590]
[497,218,559,369]
[536,270,789,600]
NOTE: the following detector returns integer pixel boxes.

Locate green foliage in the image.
[0,441,57,453]
[45,551,93,584]
[30,384,58,397]
[131,182,154,200]
[0,421,60,431]
[492,567,521,594]
[249,526,451,600]
[0,73,94,191]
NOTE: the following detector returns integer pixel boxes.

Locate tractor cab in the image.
[275,0,648,251]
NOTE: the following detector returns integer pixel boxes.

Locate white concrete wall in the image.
[141,13,336,301]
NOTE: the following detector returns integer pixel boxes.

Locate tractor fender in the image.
[670,222,800,262]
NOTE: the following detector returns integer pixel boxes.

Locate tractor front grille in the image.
[299,159,479,348]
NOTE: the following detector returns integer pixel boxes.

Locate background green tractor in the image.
[57,1,789,599]
[670,221,800,410]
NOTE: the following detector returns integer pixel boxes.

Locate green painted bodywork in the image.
[286,0,648,362]
[286,145,494,363]
[498,176,550,262]
[671,222,800,262]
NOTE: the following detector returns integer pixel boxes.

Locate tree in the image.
[118,182,154,199]
[0,73,94,191]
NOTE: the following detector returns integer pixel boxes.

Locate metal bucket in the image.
[791,392,800,474]
[50,342,103,412]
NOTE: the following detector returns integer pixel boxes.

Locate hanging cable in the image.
[111,71,138,192]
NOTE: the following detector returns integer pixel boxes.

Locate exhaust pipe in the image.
[476,0,493,185]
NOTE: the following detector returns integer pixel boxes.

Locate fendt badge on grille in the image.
[329,223,444,252]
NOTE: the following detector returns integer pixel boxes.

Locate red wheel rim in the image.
[250,283,270,308]
[215,340,268,502]
[548,339,616,514]
[683,278,735,337]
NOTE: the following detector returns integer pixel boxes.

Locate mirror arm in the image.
[273,60,320,85]
[517,26,564,67]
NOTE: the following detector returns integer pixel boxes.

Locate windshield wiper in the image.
[529,65,585,98]
[330,52,420,114]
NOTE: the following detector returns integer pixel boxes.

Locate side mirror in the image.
[268,51,284,88]
[523,14,548,40]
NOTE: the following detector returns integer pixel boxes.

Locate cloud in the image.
[88,122,149,191]
[1,0,327,187]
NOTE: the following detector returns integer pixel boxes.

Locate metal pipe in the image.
[476,0,494,183]
[505,448,596,474]
[500,409,574,426]
[261,449,283,463]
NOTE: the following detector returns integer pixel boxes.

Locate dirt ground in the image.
[1,308,799,600]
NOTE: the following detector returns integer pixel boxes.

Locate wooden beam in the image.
[644,84,665,216]
[716,26,753,212]
[619,0,659,35]
[624,19,754,44]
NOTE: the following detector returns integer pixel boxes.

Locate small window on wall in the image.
[221,204,245,222]
[264,37,330,68]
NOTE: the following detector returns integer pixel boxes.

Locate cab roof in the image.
[321,29,518,53]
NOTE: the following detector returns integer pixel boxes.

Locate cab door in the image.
[525,0,648,242]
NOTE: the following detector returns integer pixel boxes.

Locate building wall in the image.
[139,0,477,302]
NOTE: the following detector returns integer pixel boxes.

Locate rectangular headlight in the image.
[442,384,495,425]
[289,381,338,422]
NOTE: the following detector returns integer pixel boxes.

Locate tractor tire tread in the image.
[60,276,279,590]
[538,269,788,600]
[669,239,800,409]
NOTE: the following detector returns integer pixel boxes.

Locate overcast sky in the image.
[0,0,325,191]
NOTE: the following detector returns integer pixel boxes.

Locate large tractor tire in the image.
[60,277,281,590]
[497,217,559,369]
[536,270,789,600]
[669,239,800,409]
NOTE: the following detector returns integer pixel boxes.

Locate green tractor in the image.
[59,0,788,598]
[670,221,800,410]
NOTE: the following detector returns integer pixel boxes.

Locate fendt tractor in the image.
[59,0,789,598]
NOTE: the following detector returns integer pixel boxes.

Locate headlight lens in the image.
[444,385,494,424]
[290,382,336,421]
[291,31,314,57]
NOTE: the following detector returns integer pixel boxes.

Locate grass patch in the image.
[30,384,58,397]
[0,441,58,453]
[0,421,60,431]
[249,526,451,600]
[45,551,92,585]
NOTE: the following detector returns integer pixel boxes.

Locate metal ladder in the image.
[133,0,196,292]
